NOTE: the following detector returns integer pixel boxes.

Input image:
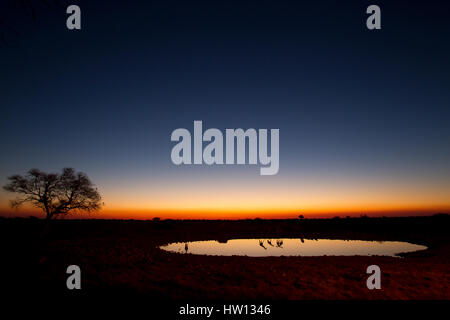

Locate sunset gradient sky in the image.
[1,1,450,219]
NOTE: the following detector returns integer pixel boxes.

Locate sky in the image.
[1,0,450,219]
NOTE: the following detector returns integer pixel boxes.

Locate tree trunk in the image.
[40,211,52,238]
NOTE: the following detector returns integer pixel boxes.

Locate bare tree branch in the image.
[3,168,102,220]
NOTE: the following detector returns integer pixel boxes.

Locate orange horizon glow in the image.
[1,169,450,220]
[1,205,449,220]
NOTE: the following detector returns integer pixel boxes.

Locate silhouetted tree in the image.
[3,168,102,220]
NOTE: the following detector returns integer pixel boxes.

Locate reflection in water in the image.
[276,240,284,248]
[258,240,267,250]
[161,238,427,257]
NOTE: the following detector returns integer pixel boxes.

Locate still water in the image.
[160,238,427,257]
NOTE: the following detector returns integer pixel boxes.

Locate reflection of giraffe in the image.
[185,243,188,253]
[276,239,284,248]
[267,239,274,247]
[259,240,267,250]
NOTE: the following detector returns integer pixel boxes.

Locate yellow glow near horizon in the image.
[1,169,450,219]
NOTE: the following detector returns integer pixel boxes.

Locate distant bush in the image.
[433,213,449,218]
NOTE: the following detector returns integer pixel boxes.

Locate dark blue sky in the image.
[1,0,450,217]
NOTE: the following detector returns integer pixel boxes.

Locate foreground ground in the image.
[1,215,449,299]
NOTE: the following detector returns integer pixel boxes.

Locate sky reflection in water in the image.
[160,239,427,257]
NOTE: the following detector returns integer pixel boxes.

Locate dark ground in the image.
[1,215,449,300]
